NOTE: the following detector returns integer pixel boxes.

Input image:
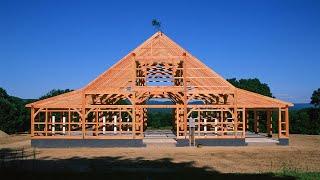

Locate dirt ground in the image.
[0,134,319,174]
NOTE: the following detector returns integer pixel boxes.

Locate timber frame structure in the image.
[26,32,293,147]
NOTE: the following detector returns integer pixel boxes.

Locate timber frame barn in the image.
[26,32,293,147]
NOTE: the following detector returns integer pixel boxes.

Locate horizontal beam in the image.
[136,105,182,108]
[86,105,134,108]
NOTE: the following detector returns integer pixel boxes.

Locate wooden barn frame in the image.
[26,32,293,147]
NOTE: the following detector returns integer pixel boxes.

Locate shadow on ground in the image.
[0,148,295,180]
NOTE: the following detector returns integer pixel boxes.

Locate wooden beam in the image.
[242,108,246,138]
[183,53,188,137]
[81,93,86,139]
[285,107,289,137]
[31,106,35,137]
[253,109,259,134]
[278,108,282,138]
[267,109,272,137]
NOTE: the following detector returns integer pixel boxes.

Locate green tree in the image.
[0,98,17,133]
[148,111,172,129]
[227,78,273,97]
[0,88,10,99]
[0,88,32,133]
[311,88,320,108]
[0,87,73,134]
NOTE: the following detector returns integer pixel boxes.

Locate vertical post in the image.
[278,108,282,139]
[127,116,130,132]
[189,117,195,147]
[52,116,55,135]
[198,110,200,136]
[220,110,224,136]
[113,115,117,134]
[234,89,238,138]
[119,109,122,135]
[81,93,86,139]
[285,107,289,137]
[234,108,238,137]
[95,109,98,136]
[132,53,136,138]
[31,106,35,137]
[103,116,106,135]
[132,106,136,138]
[246,110,249,130]
[254,109,259,133]
[63,116,66,135]
[214,117,218,135]
[204,118,207,136]
[68,108,71,136]
[242,108,246,138]
[45,108,48,136]
[183,53,188,138]
[176,108,179,137]
[267,109,272,137]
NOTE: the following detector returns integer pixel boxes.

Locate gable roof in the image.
[26,32,293,108]
[83,32,235,93]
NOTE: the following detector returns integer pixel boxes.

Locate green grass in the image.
[276,171,320,179]
[276,169,320,179]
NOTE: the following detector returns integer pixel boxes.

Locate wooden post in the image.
[31,106,35,137]
[119,109,122,135]
[132,53,136,138]
[285,107,289,137]
[220,110,223,136]
[234,90,238,138]
[183,53,188,138]
[267,110,272,137]
[198,110,201,136]
[132,103,136,138]
[234,108,238,138]
[95,109,99,136]
[45,108,48,136]
[254,109,259,133]
[68,108,71,136]
[81,93,86,139]
[176,108,179,137]
[242,108,246,138]
[278,108,282,139]
[246,110,249,131]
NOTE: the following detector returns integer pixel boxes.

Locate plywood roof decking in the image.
[26,32,293,108]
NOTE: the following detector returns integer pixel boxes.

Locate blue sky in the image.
[0,0,319,103]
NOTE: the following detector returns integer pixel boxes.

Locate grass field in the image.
[0,134,319,179]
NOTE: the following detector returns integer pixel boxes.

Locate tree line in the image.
[0,88,72,134]
[0,80,319,135]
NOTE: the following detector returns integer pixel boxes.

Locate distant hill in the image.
[147,101,314,111]
[291,103,313,110]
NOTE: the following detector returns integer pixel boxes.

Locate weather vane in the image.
[151,19,162,32]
